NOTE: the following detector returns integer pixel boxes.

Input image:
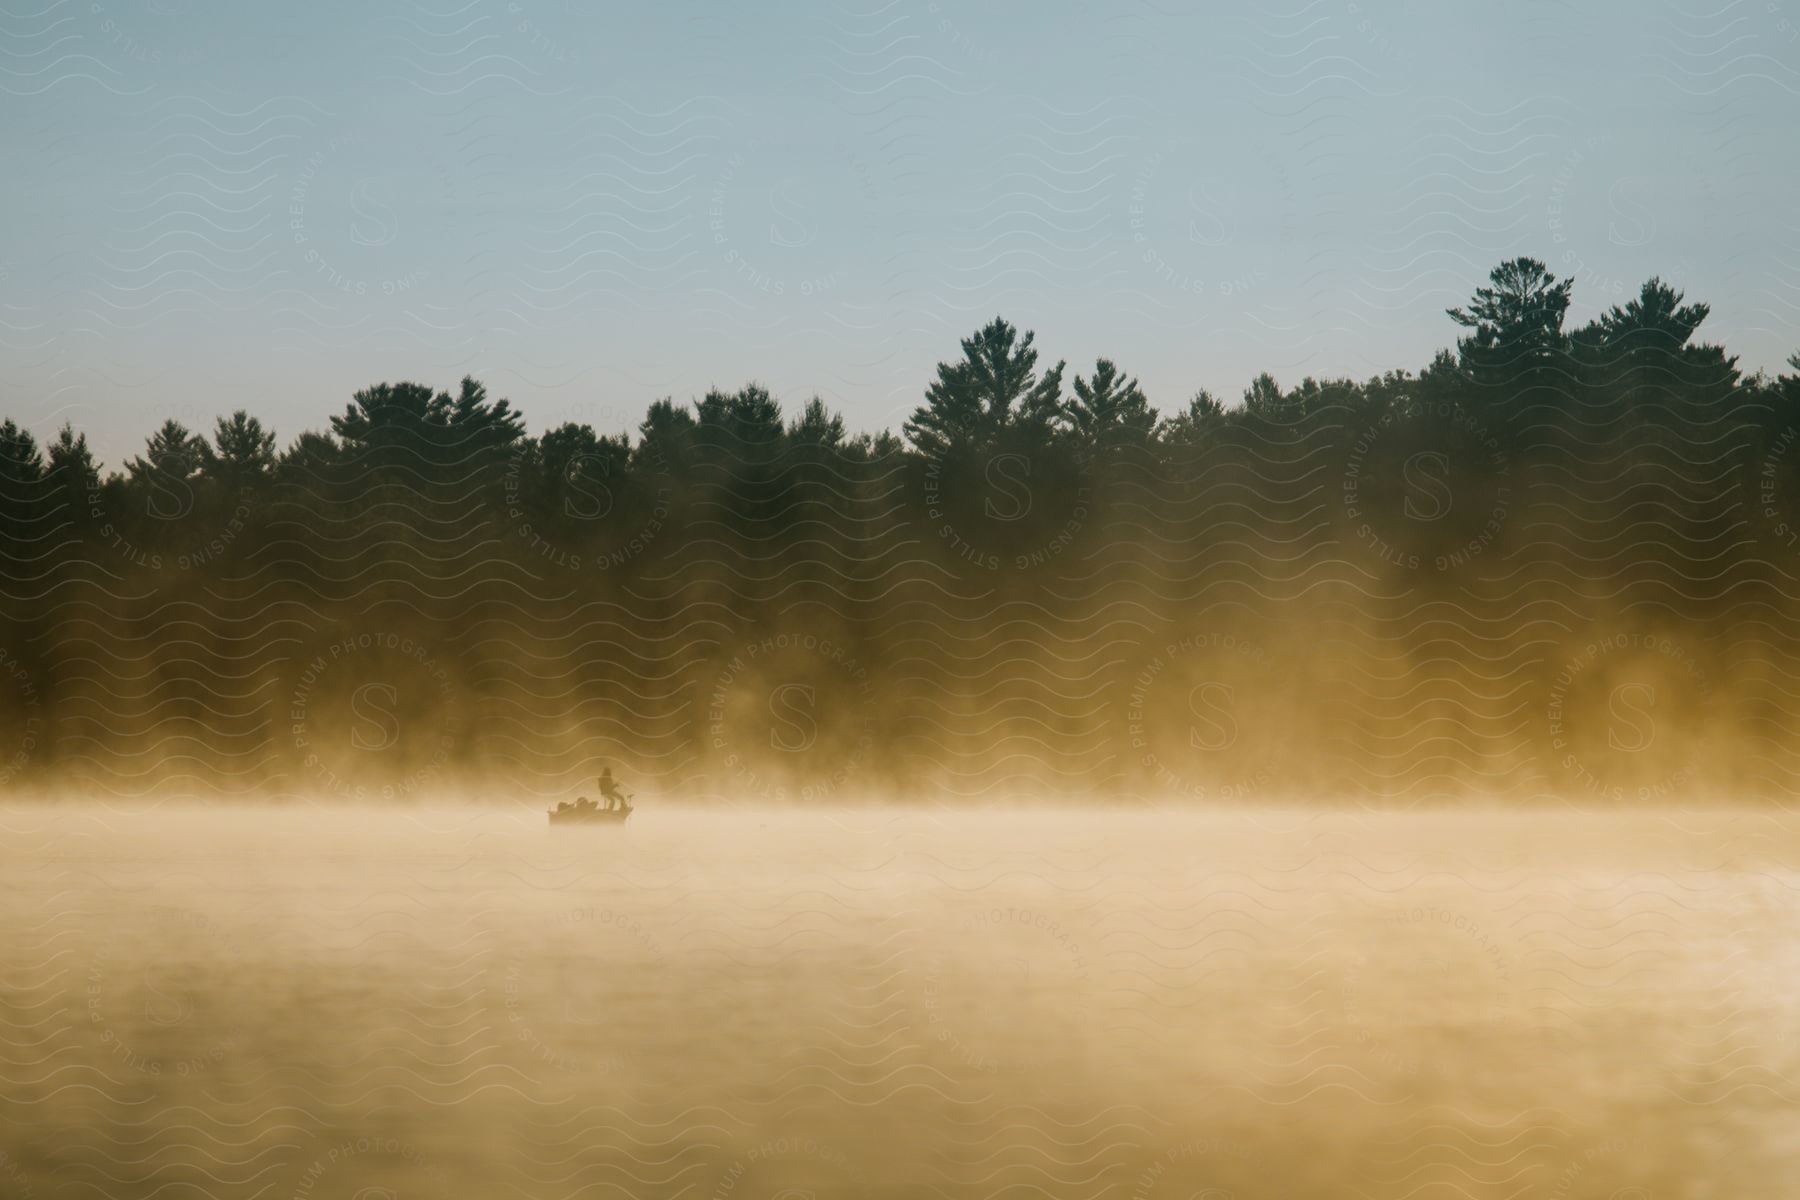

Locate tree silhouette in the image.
[0,422,44,553]
[123,420,211,523]
[904,317,1066,457]
[695,383,784,459]
[513,421,631,548]
[1156,389,1229,448]
[1572,277,1733,377]
[330,381,449,473]
[278,430,340,478]
[45,424,99,532]
[0,420,42,489]
[1447,256,1573,373]
[635,398,697,474]
[3,257,1795,801]
[126,420,210,480]
[788,396,848,450]
[1241,372,1286,418]
[209,411,277,484]
[448,376,528,475]
[1068,358,1154,451]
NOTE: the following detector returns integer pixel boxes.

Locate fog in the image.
[3,804,1791,1196]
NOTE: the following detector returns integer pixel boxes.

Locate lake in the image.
[2,804,1793,1198]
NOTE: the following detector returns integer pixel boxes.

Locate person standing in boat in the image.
[597,767,626,811]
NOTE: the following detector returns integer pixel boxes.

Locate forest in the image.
[3,257,1799,805]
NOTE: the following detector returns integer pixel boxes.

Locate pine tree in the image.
[1447,257,1572,373]
[0,421,46,547]
[124,420,212,521]
[210,411,277,483]
[787,396,847,449]
[0,420,43,489]
[1068,358,1154,450]
[635,398,695,474]
[330,381,451,471]
[45,424,100,531]
[448,376,527,458]
[695,383,784,450]
[1572,277,1734,375]
[1157,390,1229,448]
[904,317,1066,458]
[1241,373,1286,418]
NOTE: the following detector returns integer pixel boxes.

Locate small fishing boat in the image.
[547,798,633,826]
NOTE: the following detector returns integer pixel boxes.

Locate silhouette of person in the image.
[598,767,624,811]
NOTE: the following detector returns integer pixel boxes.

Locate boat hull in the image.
[548,806,631,826]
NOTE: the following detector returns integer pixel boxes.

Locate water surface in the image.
[3,805,1794,1197]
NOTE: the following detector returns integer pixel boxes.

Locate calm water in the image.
[3,805,1796,1198]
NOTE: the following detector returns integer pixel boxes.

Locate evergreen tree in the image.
[0,420,43,488]
[787,396,847,449]
[209,411,277,484]
[330,381,452,472]
[904,317,1066,457]
[277,430,341,479]
[635,398,696,474]
[1068,358,1155,450]
[124,420,211,521]
[695,383,784,451]
[0,421,46,549]
[524,422,631,536]
[1447,256,1573,373]
[1157,389,1229,449]
[1572,277,1735,377]
[1241,372,1286,418]
[447,376,527,460]
[45,424,100,532]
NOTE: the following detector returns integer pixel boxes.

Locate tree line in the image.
[2,257,1798,804]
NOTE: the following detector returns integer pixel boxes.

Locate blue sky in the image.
[4,0,1798,462]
